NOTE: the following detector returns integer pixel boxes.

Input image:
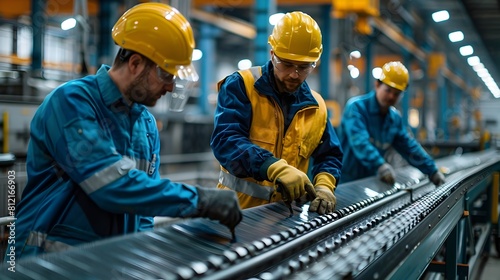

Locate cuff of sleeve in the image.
[260,157,281,181]
[313,172,337,192]
[428,166,439,176]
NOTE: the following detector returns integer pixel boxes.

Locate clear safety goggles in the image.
[158,64,199,112]
[273,55,316,76]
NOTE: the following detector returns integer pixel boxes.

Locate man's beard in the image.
[125,69,159,107]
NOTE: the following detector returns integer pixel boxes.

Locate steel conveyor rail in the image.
[2,150,499,279]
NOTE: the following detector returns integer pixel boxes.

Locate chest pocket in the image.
[63,118,116,169]
[249,126,278,153]
[127,115,157,175]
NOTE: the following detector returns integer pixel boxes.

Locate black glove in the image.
[377,163,396,185]
[430,171,445,186]
[193,186,242,229]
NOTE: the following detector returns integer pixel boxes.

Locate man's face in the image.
[375,82,403,109]
[126,64,175,107]
[271,53,316,94]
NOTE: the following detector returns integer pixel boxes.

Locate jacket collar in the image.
[367,90,383,114]
[96,65,126,107]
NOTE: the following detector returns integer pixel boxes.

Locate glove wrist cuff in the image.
[313,172,336,191]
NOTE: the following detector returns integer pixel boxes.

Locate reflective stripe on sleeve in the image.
[26,231,47,247]
[80,156,136,194]
[44,240,73,253]
[219,170,274,201]
[26,231,73,252]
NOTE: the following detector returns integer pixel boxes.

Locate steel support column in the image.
[363,38,373,95]
[198,18,218,114]
[30,0,46,77]
[455,83,463,140]
[253,0,275,66]
[401,23,411,129]
[97,0,120,66]
[319,5,331,100]
[438,74,449,140]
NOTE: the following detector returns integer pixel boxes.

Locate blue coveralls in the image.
[339,90,438,183]
[10,65,199,259]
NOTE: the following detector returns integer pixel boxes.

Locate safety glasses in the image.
[156,65,176,85]
[273,55,316,76]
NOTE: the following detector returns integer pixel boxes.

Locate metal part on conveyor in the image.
[2,150,500,280]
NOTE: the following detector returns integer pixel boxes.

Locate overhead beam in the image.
[371,16,426,62]
[191,8,256,39]
[0,0,99,18]
[192,0,331,7]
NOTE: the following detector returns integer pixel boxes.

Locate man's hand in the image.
[309,185,336,214]
[268,159,312,201]
[377,163,396,185]
[430,171,445,186]
[193,186,242,229]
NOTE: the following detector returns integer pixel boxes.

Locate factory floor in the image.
[479,246,500,280]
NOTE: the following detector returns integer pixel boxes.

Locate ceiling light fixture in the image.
[432,10,449,22]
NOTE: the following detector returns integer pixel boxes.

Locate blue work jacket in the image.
[339,90,437,183]
[211,61,343,182]
[10,65,199,259]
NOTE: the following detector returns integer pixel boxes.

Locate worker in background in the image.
[211,11,343,215]
[9,3,241,260]
[339,61,446,186]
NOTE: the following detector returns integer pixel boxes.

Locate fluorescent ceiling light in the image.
[372,67,382,79]
[350,50,361,59]
[448,31,464,42]
[269,13,285,25]
[238,59,252,70]
[459,45,473,56]
[192,49,203,61]
[432,10,449,22]
[350,67,360,79]
[467,56,480,66]
[61,18,76,30]
[477,69,490,78]
[472,63,485,72]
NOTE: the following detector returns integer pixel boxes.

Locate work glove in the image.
[310,173,337,214]
[377,163,396,185]
[267,159,312,201]
[430,171,445,186]
[193,186,242,229]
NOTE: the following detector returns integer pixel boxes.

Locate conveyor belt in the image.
[3,150,500,279]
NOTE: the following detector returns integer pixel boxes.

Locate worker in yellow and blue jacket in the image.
[211,12,343,215]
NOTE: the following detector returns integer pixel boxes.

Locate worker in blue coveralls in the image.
[339,61,446,186]
[211,11,343,215]
[8,3,241,260]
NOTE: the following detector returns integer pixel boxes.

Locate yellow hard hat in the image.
[268,11,323,63]
[379,61,409,91]
[112,3,197,81]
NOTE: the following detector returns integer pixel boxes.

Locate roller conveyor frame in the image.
[2,150,500,280]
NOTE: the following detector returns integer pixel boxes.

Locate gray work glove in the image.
[430,171,445,186]
[377,163,396,185]
[193,186,242,229]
